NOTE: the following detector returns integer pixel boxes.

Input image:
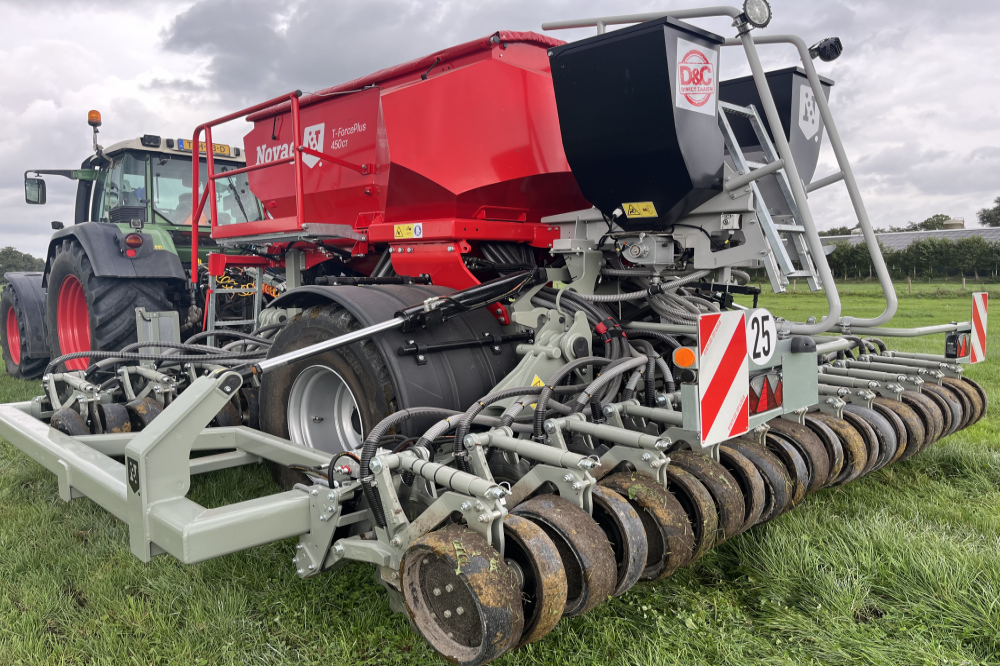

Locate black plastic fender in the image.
[3,272,48,358]
[42,222,186,286]
[270,284,519,434]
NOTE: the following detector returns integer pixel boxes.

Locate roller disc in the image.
[502,515,567,648]
[841,411,881,477]
[511,494,616,617]
[843,405,897,472]
[763,433,809,507]
[125,397,163,431]
[50,408,89,436]
[723,439,791,524]
[914,389,952,442]
[803,415,845,486]
[807,413,867,485]
[590,486,647,596]
[873,397,924,462]
[900,391,943,451]
[961,377,988,424]
[935,382,972,431]
[717,446,766,533]
[922,385,962,437]
[401,524,523,666]
[766,419,830,495]
[869,400,909,465]
[670,450,745,543]
[664,466,718,562]
[942,377,983,427]
[599,472,694,580]
[97,402,131,434]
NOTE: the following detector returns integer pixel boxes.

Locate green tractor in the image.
[1,110,262,379]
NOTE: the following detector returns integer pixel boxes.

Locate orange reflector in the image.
[673,347,697,368]
[124,233,143,248]
[88,110,102,127]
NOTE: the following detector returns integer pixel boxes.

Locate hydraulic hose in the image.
[567,355,648,415]
[533,356,614,439]
[629,339,660,405]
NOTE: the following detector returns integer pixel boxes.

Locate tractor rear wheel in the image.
[45,239,173,371]
[0,286,46,379]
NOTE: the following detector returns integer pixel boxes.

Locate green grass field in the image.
[1,283,998,665]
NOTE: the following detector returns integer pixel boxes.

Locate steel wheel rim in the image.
[6,305,21,365]
[287,364,364,454]
[56,275,89,370]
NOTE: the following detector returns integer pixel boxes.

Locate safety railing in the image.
[189,90,306,282]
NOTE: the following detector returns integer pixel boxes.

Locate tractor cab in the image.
[23,110,264,266]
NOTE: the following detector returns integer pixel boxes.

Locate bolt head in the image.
[308,564,315,571]
[571,482,582,491]
[445,584,454,593]
[310,489,319,496]
[319,515,327,521]
[433,587,441,596]
[327,493,336,501]
[640,452,651,461]
[460,501,472,511]
[456,606,464,615]
[444,610,452,618]
[369,457,383,473]
[297,568,304,575]
[543,421,556,434]
[563,473,574,482]
[478,514,489,523]
[334,544,345,556]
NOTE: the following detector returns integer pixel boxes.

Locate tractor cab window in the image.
[151,156,263,226]
[94,152,147,223]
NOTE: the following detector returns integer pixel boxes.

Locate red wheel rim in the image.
[6,305,21,365]
[57,275,90,370]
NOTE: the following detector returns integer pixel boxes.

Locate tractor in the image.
[0,110,261,379]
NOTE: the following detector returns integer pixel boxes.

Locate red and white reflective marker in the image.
[698,310,750,446]
[970,292,988,364]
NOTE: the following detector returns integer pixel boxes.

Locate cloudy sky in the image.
[1,0,998,257]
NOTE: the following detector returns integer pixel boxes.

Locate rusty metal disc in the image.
[97,402,131,434]
[961,377,988,424]
[401,524,523,666]
[511,494,616,617]
[766,419,830,495]
[841,411,881,477]
[50,407,90,436]
[590,485,647,597]
[922,384,962,437]
[872,397,924,462]
[869,399,909,465]
[599,472,694,580]
[717,445,766,533]
[125,397,163,431]
[843,405,897,472]
[802,415,845,486]
[502,514,567,648]
[664,466,718,562]
[942,377,982,427]
[807,413,867,485]
[670,450,745,543]
[907,389,948,443]
[722,439,791,524]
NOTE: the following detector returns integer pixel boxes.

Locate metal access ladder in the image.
[718,101,823,293]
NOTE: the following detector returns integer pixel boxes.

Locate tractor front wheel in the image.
[0,286,47,379]
[45,239,173,371]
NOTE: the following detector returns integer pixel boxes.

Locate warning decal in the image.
[622,202,658,219]
[676,38,718,117]
[698,310,750,446]
[971,292,988,363]
[393,223,423,240]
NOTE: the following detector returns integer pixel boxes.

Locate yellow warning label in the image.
[622,202,658,218]
[530,374,545,409]
[393,223,423,239]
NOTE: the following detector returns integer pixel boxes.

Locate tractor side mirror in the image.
[25,177,46,205]
[51,221,64,230]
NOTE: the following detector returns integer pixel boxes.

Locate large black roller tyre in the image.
[873,397,924,462]
[501,515,567,649]
[960,377,988,424]
[1,286,46,379]
[664,466,718,562]
[763,433,809,508]
[809,413,867,485]
[45,239,173,371]
[941,377,981,428]
[590,486,647,597]
[869,400,909,465]
[260,288,515,490]
[901,391,944,450]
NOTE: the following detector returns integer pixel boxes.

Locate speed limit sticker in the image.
[747,309,776,365]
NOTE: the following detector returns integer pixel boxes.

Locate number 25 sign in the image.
[746,309,777,365]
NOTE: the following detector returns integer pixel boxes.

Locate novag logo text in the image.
[254,123,326,169]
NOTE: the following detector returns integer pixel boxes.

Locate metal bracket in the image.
[294,482,353,577]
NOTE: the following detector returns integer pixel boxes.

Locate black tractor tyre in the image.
[259,303,398,490]
[45,239,174,371]
[0,286,47,379]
